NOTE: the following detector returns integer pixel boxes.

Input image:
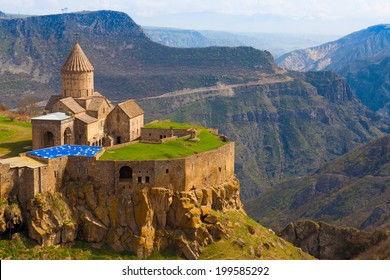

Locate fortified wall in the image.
[0,142,234,206]
[0,127,240,259]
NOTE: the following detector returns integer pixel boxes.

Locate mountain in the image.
[276,24,390,113]
[0,11,6,18]
[0,10,388,200]
[138,70,387,199]
[246,134,390,230]
[279,220,390,259]
[143,27,217,48]
[144,27,338,58]
[0,10,274,107]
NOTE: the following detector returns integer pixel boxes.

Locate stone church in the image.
[31,41,144,150]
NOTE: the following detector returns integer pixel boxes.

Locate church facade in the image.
[31,42,144,150]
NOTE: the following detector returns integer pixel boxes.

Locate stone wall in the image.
[0,156,69,206]
[141,127,191,143]
[0,164,17,201]
[130,115,144,141]
[0,142,234,211]
[185,143,235,191]
[62,71,94,98]
[105,107,144,144]
[57,142,233,195]
[32,118,74,150]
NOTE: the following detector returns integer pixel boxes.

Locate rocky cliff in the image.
[277,24,390,114]
[0,202,23,235]
[25,178,244,259]
[246,134,390,231]
[279,220,390,259]
[139,71,387,199]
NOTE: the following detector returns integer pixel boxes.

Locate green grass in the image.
[198,210,314,260]
[0,233,138,260]
[0,115,32,158]
[100,124,225,160]
[144,121,201,129]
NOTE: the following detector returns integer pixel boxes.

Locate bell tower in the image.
[61,38,95,98]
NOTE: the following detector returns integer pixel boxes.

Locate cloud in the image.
[122,0,390,20]
[1,0,389,20]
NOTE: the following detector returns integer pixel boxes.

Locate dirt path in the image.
[140,75,293,100]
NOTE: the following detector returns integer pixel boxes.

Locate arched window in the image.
[119,166,133,181]
[64,127,72,144]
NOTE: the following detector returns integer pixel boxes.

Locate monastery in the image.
[31,41,144,150]
[0,41,235,209]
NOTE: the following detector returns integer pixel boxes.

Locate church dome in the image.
[61,42,94,72]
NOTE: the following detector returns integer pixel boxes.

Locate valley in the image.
[0,10,389,260]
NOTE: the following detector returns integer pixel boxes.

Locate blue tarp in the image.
[28,144,102,159]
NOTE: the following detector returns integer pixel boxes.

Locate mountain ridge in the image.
[0,10,274,107]
[246,134,390,230]
[276,24,390,113]
[139,70,387,199]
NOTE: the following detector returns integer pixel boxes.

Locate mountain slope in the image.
[0,10,274,107]
[277,24,390,72]
[144,27,337,58]
[276,24,390,113]
[279,220,390,259]
[139,71,387,199]
[246,134,390,230]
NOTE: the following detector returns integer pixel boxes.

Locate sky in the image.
[1,0,389,35]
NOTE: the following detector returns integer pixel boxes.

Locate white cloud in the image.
[121,0,390,20]
[0,0,388,34]
[1,0,389,19]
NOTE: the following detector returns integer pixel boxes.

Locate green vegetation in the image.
[140,74,386,199]
[144,121,200,129]
[0,211,313,260]
[0,234,138,260]
[198,210,314,260]
[0,10,274,107]
[0,115,32,158]
[100,122,225,160]
[246,135,390,231]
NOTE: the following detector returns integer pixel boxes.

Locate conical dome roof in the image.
[61,42,94,72]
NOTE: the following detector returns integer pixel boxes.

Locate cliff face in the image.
[279,220,390,259]
[25,178,243,259]
[140,71,387,199]
[277,24,390,114]
[246,134,390,231]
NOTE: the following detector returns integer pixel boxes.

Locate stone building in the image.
[31,41,144,150]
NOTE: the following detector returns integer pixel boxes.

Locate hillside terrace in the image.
[99,121,227,160]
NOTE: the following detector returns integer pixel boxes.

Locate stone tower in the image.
[61,42,94,98]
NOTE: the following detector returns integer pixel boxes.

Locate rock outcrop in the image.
[0,202,23,234]
[279,220,390,259]
[25,177,244,259]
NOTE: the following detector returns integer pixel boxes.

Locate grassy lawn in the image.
[100,122,225,160]
[144,121,202,130]
[0,115,32,158]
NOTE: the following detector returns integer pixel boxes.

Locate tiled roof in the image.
[75,113,98,124]
[87,96,105,112]
[45,95,62,111]
[117,100,144,118]
[61,42,94,72]
[59,97,86,114]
